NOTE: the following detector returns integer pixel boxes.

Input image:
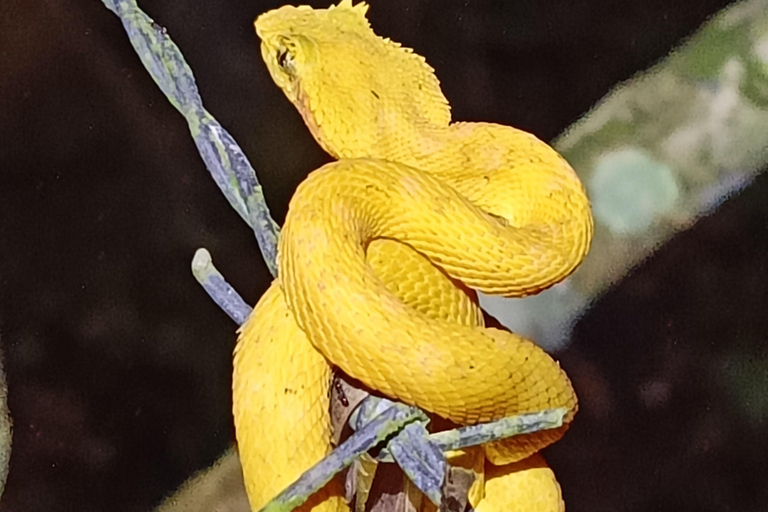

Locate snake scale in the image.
[232,2,594,511]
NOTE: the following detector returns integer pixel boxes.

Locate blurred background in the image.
[1,0,767,510]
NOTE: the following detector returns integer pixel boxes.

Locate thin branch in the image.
[101,0,280,276]
[191,249,253,325]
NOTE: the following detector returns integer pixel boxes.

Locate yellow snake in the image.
[232,2,593,511]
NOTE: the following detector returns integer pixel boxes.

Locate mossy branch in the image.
[481,0,768,352]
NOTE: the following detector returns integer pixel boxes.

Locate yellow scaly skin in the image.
[233,2,593,512]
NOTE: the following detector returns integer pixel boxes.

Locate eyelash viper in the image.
[232,2,594,512]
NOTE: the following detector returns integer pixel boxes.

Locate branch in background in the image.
[480,0,768,352]
[0,343,11,502]
[154,447,249,512]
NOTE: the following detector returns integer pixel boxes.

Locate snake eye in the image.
[276,47,294,71]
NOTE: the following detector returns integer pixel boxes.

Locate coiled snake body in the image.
[233,2,593,511]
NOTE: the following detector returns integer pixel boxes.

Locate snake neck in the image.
[297,91,451,165]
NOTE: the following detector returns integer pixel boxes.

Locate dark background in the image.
[2,0,767,510]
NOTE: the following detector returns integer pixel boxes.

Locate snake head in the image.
[254,2,370,110]
[255,22,311,107]
[253,1,451,160]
